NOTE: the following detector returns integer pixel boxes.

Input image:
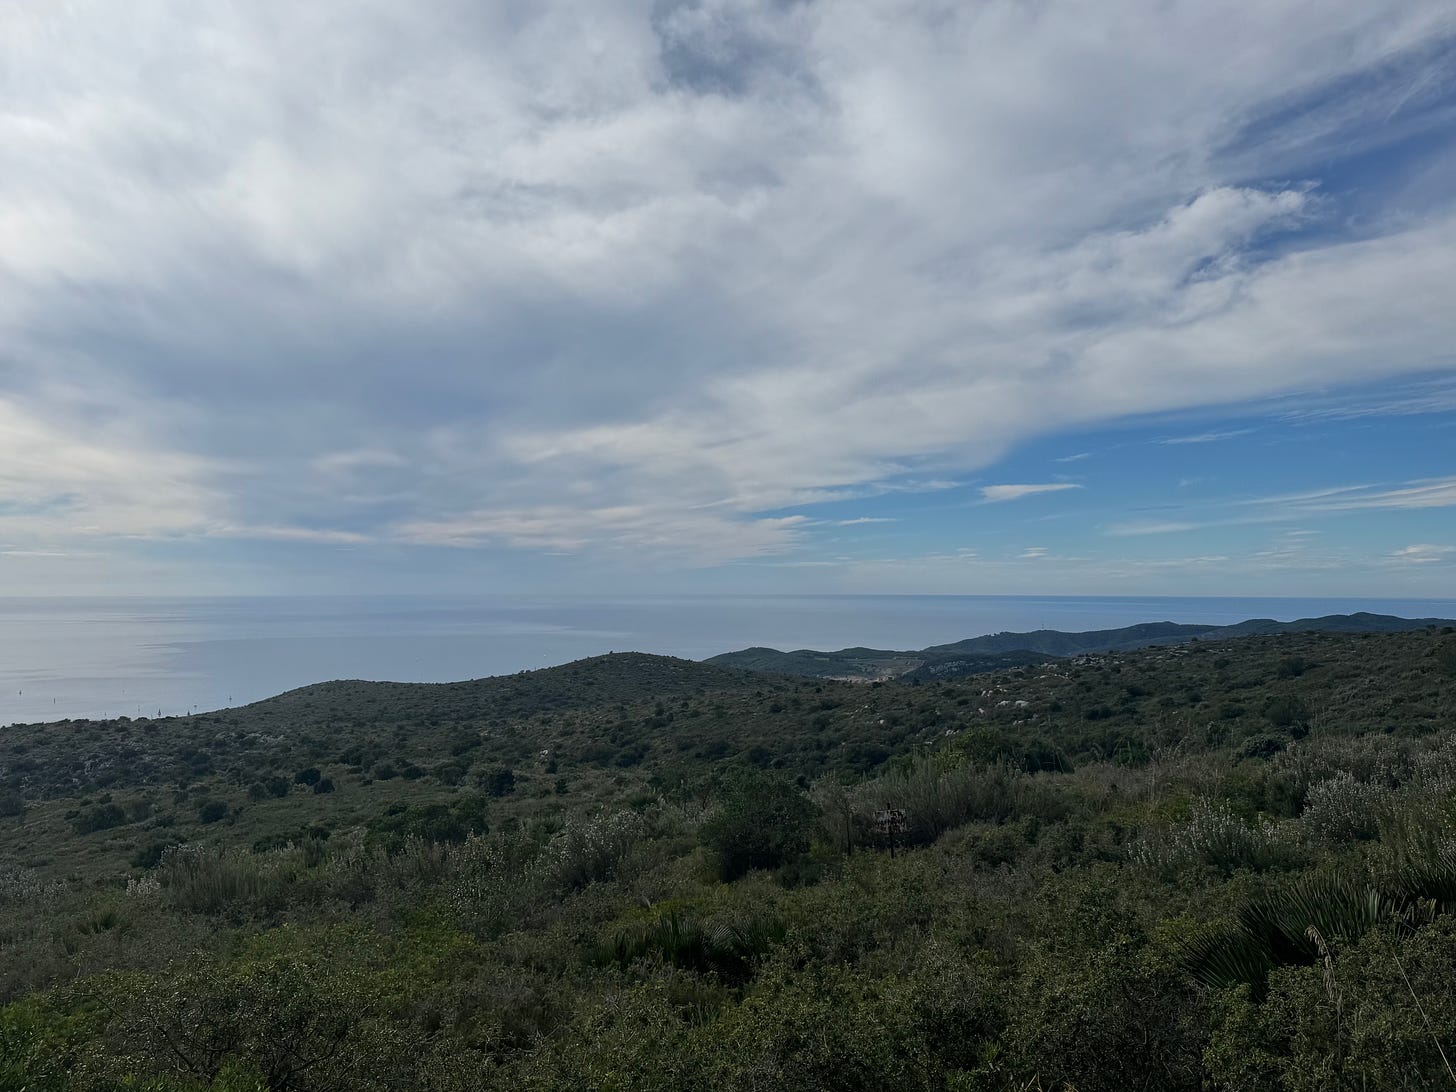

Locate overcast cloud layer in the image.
[3,1,1455,594]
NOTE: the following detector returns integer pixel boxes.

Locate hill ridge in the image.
[706,611,1456,680]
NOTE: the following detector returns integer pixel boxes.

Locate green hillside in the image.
[3,626,1456,1089]
[707,611,1456,679]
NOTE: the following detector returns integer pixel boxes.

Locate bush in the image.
[1132,797,1295,875]
[541,810,646,891]
[293,768,321,787]
[0,790,26,818]
[1436,639,1456,678]
[699,770,817,881]
[366,795,490,851]
[866,756,1019,845]
[1265,696,1310,732]
[158,845,270,913]
[71,803,128,835]
[130,839,179,870]
[481,767,516,797]
[1302,772,1385,843]
[311,779,335,795]
[1276,656,1311,679]
[197,800,228,824]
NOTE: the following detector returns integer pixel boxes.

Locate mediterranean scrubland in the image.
[4,627,1456,1089]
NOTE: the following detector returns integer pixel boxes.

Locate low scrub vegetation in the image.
[1,629,1455,1088]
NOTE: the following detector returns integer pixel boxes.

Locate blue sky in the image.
[1,1,1454,596]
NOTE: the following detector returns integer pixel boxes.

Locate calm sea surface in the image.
[2,594,1453,725]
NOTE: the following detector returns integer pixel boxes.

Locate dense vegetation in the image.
[4,627,1456,1089]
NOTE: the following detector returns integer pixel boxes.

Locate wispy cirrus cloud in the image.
[1388,543,1456,564]
[1107,475,1456,537]
[1294,477,1456,512]
[1158,428,1256,445]
[981,484,1083,504]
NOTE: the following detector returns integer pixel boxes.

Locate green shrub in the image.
[366,795,490,851]
[71,803,128,834]
[1302,772,1385,843]
[700,770,817,881]
[540,809,645,891]
[198,800,228,824]
[1132,797,1296,876]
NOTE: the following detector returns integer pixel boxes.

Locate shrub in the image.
[1132,797,1295,875]
[1276,656,1311,679]
[541,810,646,891]
[481,766,516,797]
[311,778,335,795]
[700,770,817,881]
[0,789,26,818]
[130,839,179,870]
[1436,639,1456,678]
[1265,696,1310,732]
[597,902,786,979]
[366,795,490,851]
[71,803,128,835]
[159,844,270,913]
[866,756,1019,845]
[293,768,321,787]
[197,800,228,824]
[1302,772,1385,843]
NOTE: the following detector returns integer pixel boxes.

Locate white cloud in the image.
[395,507,807,564]
[0,396,218,544]
[1388,544,1456,564]
[836,517,897,526]
[1299,477,1456,512]
[982,484,1084,503]
[0,1,1453,579]
[1106,520,1203,536]
[1158,428,1255,445]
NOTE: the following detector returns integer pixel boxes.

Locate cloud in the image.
[0,1,1454,580]
[395,507,808,564]
[1388,543,1456,564]
[981,484,1084,503]
[836,517,897,526]
[1239,477,1456,514]
[1105,520,1202,536]
[1106,475,1456,539]
[1158,428,1255,445]
[1295,477,1456,512]
[1272,376,1456,423]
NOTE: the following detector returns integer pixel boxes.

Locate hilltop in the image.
[706,610,1456,679]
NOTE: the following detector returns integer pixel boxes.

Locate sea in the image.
[2,594,1453,726]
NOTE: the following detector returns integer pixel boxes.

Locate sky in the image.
[2,0,1455,598]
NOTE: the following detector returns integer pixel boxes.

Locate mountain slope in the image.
[706,612,1456,679]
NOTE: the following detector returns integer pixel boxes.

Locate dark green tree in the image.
[699,769,817,881]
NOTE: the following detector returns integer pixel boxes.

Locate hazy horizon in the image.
[4,592,1453,726]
